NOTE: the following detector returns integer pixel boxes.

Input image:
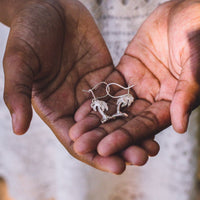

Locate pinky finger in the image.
[121,146,149,166]
[141,139,160,157]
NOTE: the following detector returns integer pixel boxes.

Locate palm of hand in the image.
[70,0,200,161]
[4,0,129,173]
[120,0,200,132]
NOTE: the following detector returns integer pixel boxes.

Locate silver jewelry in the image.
[83,82,112,123]
[83,82,134,123]
[106,83,134,119]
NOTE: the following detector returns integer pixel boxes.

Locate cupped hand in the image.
[117,0,200,133]
[70,0,200,158]
[2,0,159,174]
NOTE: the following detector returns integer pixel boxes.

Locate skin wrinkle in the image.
[168,2,200,77]
[73,80,139,140]
[97,101,168,156]
[120,53,159,102]
[75,48,92,78]
[139,110,159,127]
[123,102,170,140]
[73,67,112,111]
[40,60,77,101]
[95,127,107,136]
[72,32,90,72]
[85,66,115,92]
[16,3,58,36]
[6,36,41,77]
[78,76,164,145]
[13,83,32,98]
[123,52,160,86]
[118,127,134,143]
[100,119,126,134]
[34,59,64,97]
[43,0,66,27]
[62,0,200,168]
[142,43,178,81]
[53,113,74,123]
[135,43,173,82]
[43,110,55,122]
[72,1,187,163]
[67,45,110,96]
[175,79,200,107]
[3,0,141,173]
[78,65,114,104]
[12,6,65,99]
[75,7,103,62]
[128,117,151,138]
[4,54,34,86]
[187,30,200,80]
[6,0,199,173]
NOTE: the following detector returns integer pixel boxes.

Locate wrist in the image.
[0,0,29,26]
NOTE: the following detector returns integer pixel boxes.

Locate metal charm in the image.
[106,83,134,119]
[83,82,111,123]
[83,82,134,123]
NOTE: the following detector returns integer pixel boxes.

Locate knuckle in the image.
[14,83,32,98]
[139,111,159,129]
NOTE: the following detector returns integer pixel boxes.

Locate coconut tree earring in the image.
[106,83,135,118]
[83,82,112,123]
[83,82,135,123]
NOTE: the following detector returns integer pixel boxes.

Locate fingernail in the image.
[11,113,21,135]
[12,113,18,134]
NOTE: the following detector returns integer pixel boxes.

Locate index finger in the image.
[97,100,170,156]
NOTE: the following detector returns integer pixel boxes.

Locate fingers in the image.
[140,139,160,157]
[70,113,101,141]
[3,38,38,134]
[121,139,159,166]
[170,78,200,133]
[70,100,164,158]
[117,54,160,103]
[73,131,158,167]
[72,128,106,154]
[74,136,159,167]
[69,99,149,153]
[170,44,200,133]
[168,4,200,133]
[121,146,149,166]
[73,128,160,157]
[97,101,170,157]
[86,153,126,175]
[122,139,160,166]
[43,116,126,175]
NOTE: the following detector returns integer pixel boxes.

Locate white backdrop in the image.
[0,0,199,199]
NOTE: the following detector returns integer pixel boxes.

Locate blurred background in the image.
[0,0,200,199]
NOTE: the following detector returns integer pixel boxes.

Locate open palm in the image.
[3,0,124,173]
[2,0,159,174]
[70,0,200,158]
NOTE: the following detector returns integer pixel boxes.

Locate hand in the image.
[69,0,200,158]
[117,0,200,133]
[2,0,159,174]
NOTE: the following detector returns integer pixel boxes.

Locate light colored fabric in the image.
[0,0,199,200]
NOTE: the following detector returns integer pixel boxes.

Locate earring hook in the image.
[82,82,108,100]
[106,83,134,99]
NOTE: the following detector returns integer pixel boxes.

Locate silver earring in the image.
[83,82,112,123]
[106,83,134,118]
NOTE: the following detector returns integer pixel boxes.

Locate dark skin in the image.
[1,0,160,174]
[70,0,200,157]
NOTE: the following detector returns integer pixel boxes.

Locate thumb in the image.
[3,38,39,135]
[170,70,200,133]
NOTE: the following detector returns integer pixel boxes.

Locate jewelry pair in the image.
[83,82,134,123]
